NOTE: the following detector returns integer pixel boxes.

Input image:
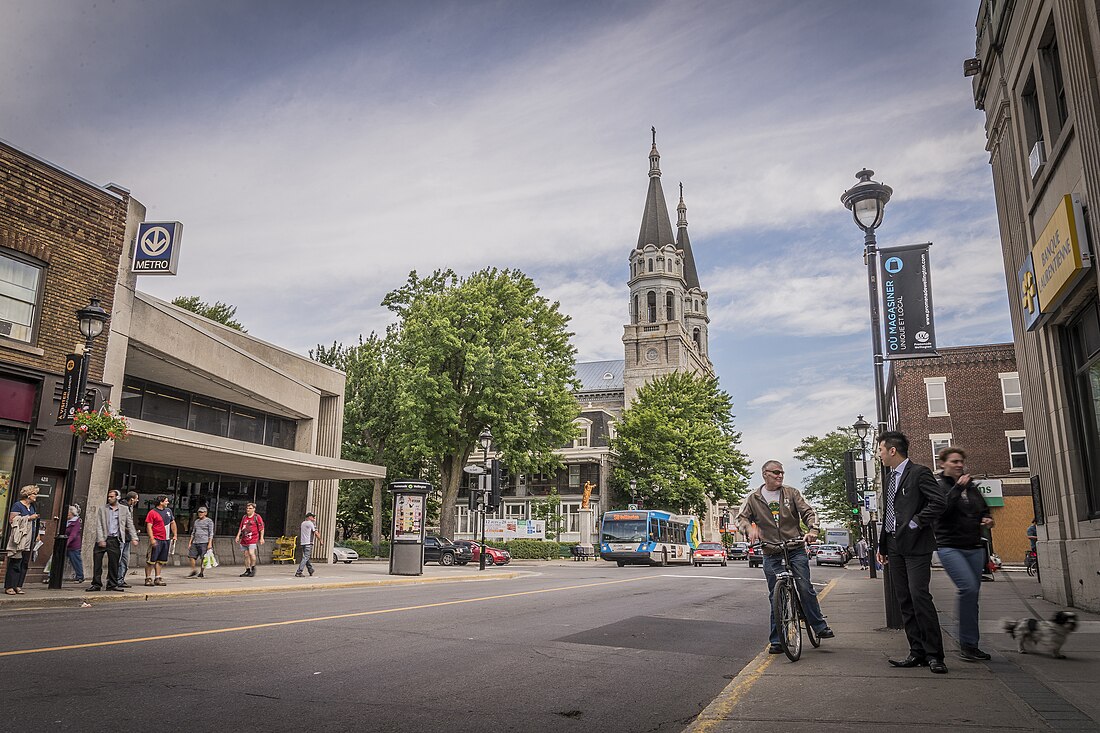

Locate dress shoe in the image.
[888,655,927,668]
[116,582,131,588]
[85,585,102,592]
[959,646,990,661]
[928,658,949,674]
[767,643,784,654]
[817,627,835,639]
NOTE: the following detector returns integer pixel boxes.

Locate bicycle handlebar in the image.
[750,536,807,549]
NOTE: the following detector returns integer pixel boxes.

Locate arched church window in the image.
[633,294,639,324]
[693,327,701,349]
[666,291,674,321]
[647,291,657,322]
[648,259,654,273]
[694,299,699,311]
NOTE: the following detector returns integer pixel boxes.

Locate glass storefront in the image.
[1068,300,1100,518]
[0,426,20,537]
[112,460,288,537]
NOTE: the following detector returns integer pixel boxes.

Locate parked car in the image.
[453,540,511,566]
[332,545,359,564]
[814,544,848,567]
[747,544,763,568]
[727,542,749,561]
[807,544,820,558]
[423,536,472,566]
[692,542,728,567]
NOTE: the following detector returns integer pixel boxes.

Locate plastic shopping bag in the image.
[202,549,219,568]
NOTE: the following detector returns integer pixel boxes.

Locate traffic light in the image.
[467,475,479,511]
[488,459,502,511]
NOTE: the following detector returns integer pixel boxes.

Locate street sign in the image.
[132,221,183,275]
[863,491,878,509]
[627,504,638,510]
[462,465,485,474]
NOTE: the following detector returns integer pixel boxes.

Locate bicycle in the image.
[753,537,820,661]
[1025,549,1039,580]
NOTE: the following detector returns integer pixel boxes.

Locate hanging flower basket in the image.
[70,403,131,442]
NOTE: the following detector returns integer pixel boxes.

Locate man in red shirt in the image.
[235,502,265,577]
[144,495,177,587]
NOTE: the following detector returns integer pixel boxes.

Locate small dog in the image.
[1002,611,1078,658]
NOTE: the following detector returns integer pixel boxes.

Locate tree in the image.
[383,268,579,539]
[793,429,863,530]
[531,488,565,541]
[611,371,751,517]
[172,296,247,331]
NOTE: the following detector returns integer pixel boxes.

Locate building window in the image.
[607,420,617,442]
[1020,72,1043,159]
[925,377,948,416]
[632,294,638,324]
[666,291,674,321]
[561,501,581,532]
[0,249,45,343]
[930,433,953,464]
[648,258,653,273]
[568,464,581,488]
[504,503,526,520]
[1000,372,1022,412]
[573,419,591,448]
[1006,431,1029,471]
[1040,26,1068,138]
[1069,301,1100,516]
[646,291,657,322]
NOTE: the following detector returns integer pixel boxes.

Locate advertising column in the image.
[389,481,431,576]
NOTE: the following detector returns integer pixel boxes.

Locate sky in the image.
[0,0,1010,488]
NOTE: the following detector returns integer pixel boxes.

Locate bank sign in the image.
[880,243,938,359]
[1018,194,1092,331]
[131,221,183,275]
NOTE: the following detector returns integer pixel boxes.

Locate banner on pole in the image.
[880,243,938,359]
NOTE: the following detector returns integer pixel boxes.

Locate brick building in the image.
[885,344,1032,562]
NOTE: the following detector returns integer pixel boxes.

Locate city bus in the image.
[599,509,700,566]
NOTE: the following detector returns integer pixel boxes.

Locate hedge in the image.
[337,539,389,558]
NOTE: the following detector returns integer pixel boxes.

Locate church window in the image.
[632,294,639,324]
[666,291,674,321]
[693,327,701,349]
[648,259,654,273]
[647,291,657,322]
[694,298,699,311]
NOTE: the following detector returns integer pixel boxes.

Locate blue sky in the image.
[0,1,1009,486]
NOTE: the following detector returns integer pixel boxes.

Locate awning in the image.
[112,419,385,482]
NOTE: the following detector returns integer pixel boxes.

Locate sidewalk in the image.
[0,558,543,609]
[689,566,1100,732]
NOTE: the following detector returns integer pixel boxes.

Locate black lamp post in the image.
[841,171,900,628]
[48,297,110,589]
[478,427,492,571]
[853,414,877,580]
[628,479,637,507]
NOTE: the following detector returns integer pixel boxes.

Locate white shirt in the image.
[300,519,317,545]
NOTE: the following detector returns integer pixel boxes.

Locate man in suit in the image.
[88,489,139,592]
[876,431,948,673]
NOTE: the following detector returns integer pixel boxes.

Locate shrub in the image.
[337,539,389,558]
[504,539,561,560]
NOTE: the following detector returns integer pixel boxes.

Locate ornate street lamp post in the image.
[478,427,492,571]
[48,297,109,589]
[628,479,637,507]
[853,414,877,579]
[842,171,901,628]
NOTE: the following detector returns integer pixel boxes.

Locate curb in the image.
[0,571,524,609]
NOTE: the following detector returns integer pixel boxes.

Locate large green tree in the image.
[383,268,579,539]
[172,296,246,331]
[793,429,863,530]
[611,371,751,516]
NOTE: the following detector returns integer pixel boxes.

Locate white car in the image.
[332,546,359,564]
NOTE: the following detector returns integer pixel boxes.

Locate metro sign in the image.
[132,221,183,275]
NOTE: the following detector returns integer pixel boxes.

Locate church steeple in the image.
[637,128,676,250]
[676,183,701,290]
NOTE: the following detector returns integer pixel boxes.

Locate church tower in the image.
[622,131,712,405]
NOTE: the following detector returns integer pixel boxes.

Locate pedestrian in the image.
[736,460,834,654]
[876,430,949,674]
[934,446,994,662]
[1026,519,1037,555]
[187,506,215,578]
[117,491,140,586]
[295,512,319,577]
[235,502,265,577]
[65,506,84,582]
[4,485,40,595]
[856,537,869,569]
[89,489,136,592]
[144,495,176,587]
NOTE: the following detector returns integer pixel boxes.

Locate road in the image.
[1,561,846,732]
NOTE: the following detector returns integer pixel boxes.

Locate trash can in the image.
[388,481,432,576]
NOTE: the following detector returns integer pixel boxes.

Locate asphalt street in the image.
[0,561,846,732]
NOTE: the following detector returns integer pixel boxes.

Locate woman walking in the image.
[935,447,994,661]
[4,485,40,595]
[66,506,85,582]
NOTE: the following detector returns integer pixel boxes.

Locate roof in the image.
[676,221,701,290]
[636,148,676,249]
[574,360,625,392]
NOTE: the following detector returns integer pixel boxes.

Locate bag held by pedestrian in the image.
[202,549,219,568]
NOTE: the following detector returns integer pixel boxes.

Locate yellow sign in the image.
[1032,194,1091,310]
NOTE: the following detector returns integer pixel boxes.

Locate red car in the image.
[453,540,511,566]
[692,542,728,567]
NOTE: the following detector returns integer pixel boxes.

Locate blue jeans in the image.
[66,549,84,581]
[119,540,132,579]
[763,548,828,644]
[938,547,984,647]
[297,544,314,575]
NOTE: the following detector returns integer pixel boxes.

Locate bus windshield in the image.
[601,519,648,543]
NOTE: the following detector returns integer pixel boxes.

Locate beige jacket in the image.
[5,514,34,557]
[736,485,819,555]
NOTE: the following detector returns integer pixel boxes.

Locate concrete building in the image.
[970,0,1100,609]
[885,344,1032,561]
[0,139,382,579]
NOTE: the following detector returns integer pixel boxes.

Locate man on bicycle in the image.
[737,460,834,654]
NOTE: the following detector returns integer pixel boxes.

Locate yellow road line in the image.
[685,576,840,733]
[0,576,649,658]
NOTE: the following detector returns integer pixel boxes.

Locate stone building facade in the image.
[970,0,1100,609]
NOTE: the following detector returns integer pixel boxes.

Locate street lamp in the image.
[842,171,901,628]
[48,297,110,589]
[478,427,492,571]
[628,479,637,507]
[853,414,877,579]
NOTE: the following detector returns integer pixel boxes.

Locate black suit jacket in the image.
[879,460,947,556]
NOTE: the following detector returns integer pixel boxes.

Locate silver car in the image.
[332,545,359,564]
[814,544,847,567]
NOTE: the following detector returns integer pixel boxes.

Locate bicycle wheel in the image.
[772,579,802,661]
[802,597,821,648]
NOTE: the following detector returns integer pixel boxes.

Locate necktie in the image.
[885,469,898,532]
